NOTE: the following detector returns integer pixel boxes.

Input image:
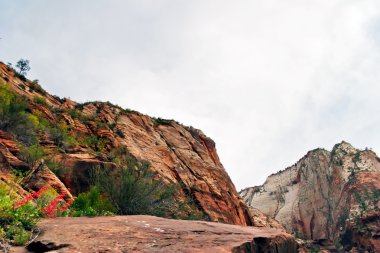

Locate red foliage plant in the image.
[40,192,68,218]
[13,187,47,209]
[13,187,73,218]
[57,198,73,213]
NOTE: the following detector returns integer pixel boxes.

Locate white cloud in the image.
[1,0,380,189]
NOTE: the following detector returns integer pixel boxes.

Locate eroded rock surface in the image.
[241,142,380,251]
[0,62,252,225]
[17,216,297,253]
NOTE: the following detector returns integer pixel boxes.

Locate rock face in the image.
[344,210,380,251]
[248,207,284,229]
[0,62,252,226]
[20,215,297,253]
[240,142,380,251]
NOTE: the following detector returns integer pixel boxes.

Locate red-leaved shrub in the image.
[13,187,47,209]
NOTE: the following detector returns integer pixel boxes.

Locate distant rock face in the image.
[0,62,252,226]
[23,215,297,253]
[240,142,380,250]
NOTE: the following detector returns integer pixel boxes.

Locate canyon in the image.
[0,61,251,225]
[0,62,297,252]
[3,60,379,252]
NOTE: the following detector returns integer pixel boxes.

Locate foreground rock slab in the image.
[18,216,297,253]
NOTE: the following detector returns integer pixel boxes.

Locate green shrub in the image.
[66,108,91,124]
[12,227,30,246]
[82,135,97,147]
[27,114,40,128]
[67,108,80,119]
[75,103,84,110]
[93,119,109,130]
[48,122,78,149]
[0,185,13,223]
[85,147,204,219]
[36,116,50,129]
[153,117,172,125]
[0,184,40,246]
[20,144,45,168]
[45,159,60,174]
[0,84,38,145]
[91,165,172,216]
[81,136,107,152]
[70,186,115,217]
[48,127,67,147]
[12,168,28,182]
[29,80,47,95]
[33,96,47,106]
[65,136,78,147]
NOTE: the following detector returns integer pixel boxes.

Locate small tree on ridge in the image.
[15,59,30,76]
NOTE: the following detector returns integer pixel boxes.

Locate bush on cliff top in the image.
[29,79,47,95]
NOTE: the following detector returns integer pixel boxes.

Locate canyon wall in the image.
[0,62,252,226]
[241,142,380,250]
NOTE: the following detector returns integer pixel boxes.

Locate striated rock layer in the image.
[0,62,252,226]
[19,215,297,253]
[240,142,380,250]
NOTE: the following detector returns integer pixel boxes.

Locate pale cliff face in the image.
[241,142,380,246]
[0,62,253,226]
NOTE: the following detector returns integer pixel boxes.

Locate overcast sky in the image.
[1,1,380,190]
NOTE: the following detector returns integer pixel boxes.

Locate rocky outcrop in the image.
[22,161,74,202]
[248,207,284,229]
[19,215,297,253]
[240,142,380,250]
[0,130,28,170]
[343,210,380,252]
[0,130,73,201]
[0,62,253,226]
[111,113,251,225]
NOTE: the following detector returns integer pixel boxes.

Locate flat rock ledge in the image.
[12,216,297,253]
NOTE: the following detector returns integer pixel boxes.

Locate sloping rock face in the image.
[240,142,380,250]
[0,130,72,201]
[18,215,297,253]
[0,62,252,225]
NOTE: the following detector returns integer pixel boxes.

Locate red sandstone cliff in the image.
[0,62,253,226]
